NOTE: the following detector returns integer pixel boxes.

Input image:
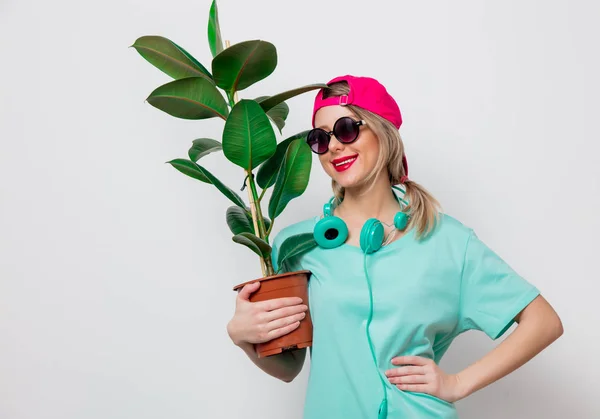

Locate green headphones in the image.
[313,185,410,254]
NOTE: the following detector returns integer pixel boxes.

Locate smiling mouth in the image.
[331,155,358,172]
[332,155,358,167]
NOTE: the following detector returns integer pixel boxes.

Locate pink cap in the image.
[312,74,408,176]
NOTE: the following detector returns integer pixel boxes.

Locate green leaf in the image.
[255,96,289,134]
[207,0,224,58]
[232,232,272,258]
[131,35,212,81]
[212,40,277,93]
[268,139,312,220]
[276,233,317,273]
[226,206,272,237]
[258,83,329,112]
[256,130,310,189]
[222,99,277,171]
[263,216,272,234]
[167,159,245,208]
[267,102,289,133]
[226,206,253,235]
[172,42,213,79]
[188,138,222,162]
[167,158,210,183]
[147,77,229,120]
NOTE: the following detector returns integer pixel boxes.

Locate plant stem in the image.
[224,39,274,277]
[247,175,265,237]
[244,172,266,274]
[258,186,266,202]
[247,172,274,276]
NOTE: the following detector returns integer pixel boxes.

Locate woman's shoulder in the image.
[427,212,475,243]
[270,215,319,248]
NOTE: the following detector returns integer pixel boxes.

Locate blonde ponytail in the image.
[402,179,441,239]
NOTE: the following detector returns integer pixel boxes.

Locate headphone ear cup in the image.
[394,212,409,230]
[314,216,348,249]
[360,218,385,254]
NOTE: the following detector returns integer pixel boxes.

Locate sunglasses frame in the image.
[307,116,367,154]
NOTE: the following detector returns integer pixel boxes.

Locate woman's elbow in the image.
[542,298,564,341]
[518,294,564,342]
[551,311,564,341]
[281,348,307,383]
[279,366,303,383]
[281,373,298,383]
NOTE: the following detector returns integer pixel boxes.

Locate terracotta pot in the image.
[233,270,313,358]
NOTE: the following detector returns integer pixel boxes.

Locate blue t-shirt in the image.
[270,213,540,419]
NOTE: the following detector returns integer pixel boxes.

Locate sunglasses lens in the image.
[307,129,329,154]
[334,117,359,143]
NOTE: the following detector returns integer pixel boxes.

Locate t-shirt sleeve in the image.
[458,229,541,340]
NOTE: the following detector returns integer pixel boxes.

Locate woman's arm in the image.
[236,342,306,383]
[227,281,309,383]
[386,294,563,402]
[454,294,563,399]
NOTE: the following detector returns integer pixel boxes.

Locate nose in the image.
[328,134,344,154]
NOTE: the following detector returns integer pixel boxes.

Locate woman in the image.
[227,75,563,418]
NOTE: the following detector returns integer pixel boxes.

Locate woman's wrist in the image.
[454,371,474,400]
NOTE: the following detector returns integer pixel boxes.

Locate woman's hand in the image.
[385,356,466,403]
[227,281,309,347]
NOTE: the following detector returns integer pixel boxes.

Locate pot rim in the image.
[232,270,311,291]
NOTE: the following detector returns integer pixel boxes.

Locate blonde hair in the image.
[323,81,442,240]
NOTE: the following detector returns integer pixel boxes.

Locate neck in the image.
[335,172,400,223]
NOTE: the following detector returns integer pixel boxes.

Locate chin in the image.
[330,172,367,189]
[323,158,372,189]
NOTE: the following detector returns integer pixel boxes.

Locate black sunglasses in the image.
[306,116,367,154]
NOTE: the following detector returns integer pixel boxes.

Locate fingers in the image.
[391,356,431,366]
[257,297,304,312]
[232,284,308,345]
[387,374,428,385]
[385,365,424,378]
[385,365,427,386]
[395,384,430,392]
[237,282,261,301]
[263,320,301,342]
[266,311,306,332]
[263,304,308,322]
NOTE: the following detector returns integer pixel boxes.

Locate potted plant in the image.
[130,0,321,357]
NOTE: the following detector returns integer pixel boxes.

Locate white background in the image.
[1,0,598,418]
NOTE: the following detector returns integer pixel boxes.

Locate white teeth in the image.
[334,156,357,167]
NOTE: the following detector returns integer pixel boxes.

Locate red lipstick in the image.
[331,154,358,172]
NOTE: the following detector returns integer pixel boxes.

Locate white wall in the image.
[1,0,598,418]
